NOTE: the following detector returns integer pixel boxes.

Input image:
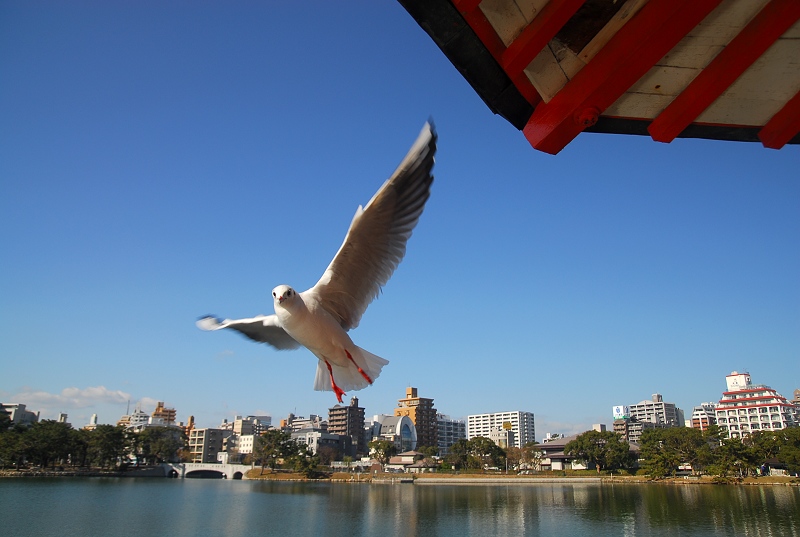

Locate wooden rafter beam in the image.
[523,0,722,154]
[453,0,543,105]
[648,0,800,143]
[501,0,585,77]
[758,89,800,149]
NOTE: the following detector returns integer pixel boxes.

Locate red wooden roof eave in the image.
[398,0,800,153]
[648,0,800,144]
[521,0,726,154]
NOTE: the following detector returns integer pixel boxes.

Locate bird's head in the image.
[272,285,297,307]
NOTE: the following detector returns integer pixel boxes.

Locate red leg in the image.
[325,360,346,403]
[345,349,373,384]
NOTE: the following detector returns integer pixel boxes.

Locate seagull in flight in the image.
[197,123,436,402]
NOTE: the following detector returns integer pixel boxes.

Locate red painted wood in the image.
[458,1,543,106]
[759,89,800,149]
[501,0,585,77]
[523,0,722,154]
[648,0,800,143]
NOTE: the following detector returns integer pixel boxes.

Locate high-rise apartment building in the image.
[467,411,535,449]
[626,394,684,427]
[328,396,366,455]
[613,417,661,444]
[437,413,466,455]
[394,387,438,449]
[715,371,799,439]
[688,402,717,431]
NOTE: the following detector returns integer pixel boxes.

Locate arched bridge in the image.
[162,462,252,479]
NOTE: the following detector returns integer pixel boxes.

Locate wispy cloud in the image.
[5,386,132,412]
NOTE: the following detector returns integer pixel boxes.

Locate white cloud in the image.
[6,386,132,412]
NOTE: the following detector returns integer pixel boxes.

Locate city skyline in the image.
[5,369,798,443]
[2,3,798,439]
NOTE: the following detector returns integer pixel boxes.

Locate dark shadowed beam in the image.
[398,0,536,130]
[523,0,722,155]
[648,0,800,143]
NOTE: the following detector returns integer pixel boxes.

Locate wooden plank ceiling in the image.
[399,0,800,154]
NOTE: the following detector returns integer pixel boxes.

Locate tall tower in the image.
[328,396,366,455]
[394,387,438,450]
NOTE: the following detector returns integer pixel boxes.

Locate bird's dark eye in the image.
[272,291,276,297]
[288,290,293,296]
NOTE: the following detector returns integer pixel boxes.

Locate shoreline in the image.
[3,469,798,487]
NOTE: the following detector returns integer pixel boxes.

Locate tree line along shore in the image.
[2,416,799,484]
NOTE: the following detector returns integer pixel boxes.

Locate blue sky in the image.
[2,2,798,439]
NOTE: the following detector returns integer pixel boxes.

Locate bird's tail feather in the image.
[313,347,389,393]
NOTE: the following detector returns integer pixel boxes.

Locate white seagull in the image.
[197,123,436,402]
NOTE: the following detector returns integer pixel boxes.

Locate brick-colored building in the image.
[394,387,438,450]
[328,396,366,456]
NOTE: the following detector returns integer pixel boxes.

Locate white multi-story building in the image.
[715,371,799,439]
[1,403,39,426]
[626,394,684,427]
[366,414,418,452]
[437,414,466,455]
[291,428,345,455]
[220,415,271,436]
[227,434,257,455]
[467,411,535,449]
[688,402,717,431]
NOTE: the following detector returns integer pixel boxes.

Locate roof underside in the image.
[399,0,800,154]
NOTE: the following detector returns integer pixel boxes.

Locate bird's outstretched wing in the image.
[196,315,300,350]
[306,122,436,330]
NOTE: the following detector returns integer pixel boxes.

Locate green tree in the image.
[641,427,709,478]
[744,430,782,463]
[0,412,12,433]
[640,429,679,479]
[0,428,25,469]
[776,426,800,475]
[288,444,321,478]
[137,427,184,464]
[468,437,506,470]
[418,445,438,458]
[446,438,469,470]
[368,439,397,467]
[69,428,91,468]
[22,420,72,468]
[88,425,128,468]
[706,437,756,479]
[565,430,631,473]
[256,430,298,471]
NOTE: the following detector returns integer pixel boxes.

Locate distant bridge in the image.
[163,462,253,479]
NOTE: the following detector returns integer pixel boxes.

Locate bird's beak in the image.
[278,295,286,304]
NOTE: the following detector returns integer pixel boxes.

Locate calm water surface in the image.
[1,478,798,536]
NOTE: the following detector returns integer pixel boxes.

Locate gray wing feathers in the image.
[196,315,300,350]
[310,122,436,330]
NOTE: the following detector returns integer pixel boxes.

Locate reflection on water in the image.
[1,479,798,536]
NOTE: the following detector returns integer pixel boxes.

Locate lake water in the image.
[1,478,798,536]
